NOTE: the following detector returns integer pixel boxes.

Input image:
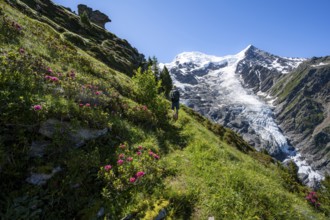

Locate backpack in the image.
[171,90,180,102]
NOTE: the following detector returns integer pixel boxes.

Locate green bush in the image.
[0,14,24,43]
[0,49,46,125]
[132,67,169,124]
[62,32,86,48]
[98,144,164,217]
[125,103,156,126]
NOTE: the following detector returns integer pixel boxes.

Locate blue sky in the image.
[53,0,330,63]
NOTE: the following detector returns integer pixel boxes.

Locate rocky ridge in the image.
[77,4,111,29]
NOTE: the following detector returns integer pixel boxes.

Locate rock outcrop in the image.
[39,118,108,148]
[16,0,145,75]
[78,4,111,29]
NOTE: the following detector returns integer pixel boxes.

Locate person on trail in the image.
[169,85,180,120]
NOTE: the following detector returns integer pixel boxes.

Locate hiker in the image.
[170,85,180,120]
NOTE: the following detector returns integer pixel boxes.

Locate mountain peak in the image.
[172,51,226,67]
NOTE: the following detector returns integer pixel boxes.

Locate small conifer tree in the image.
[151,56,159,78]
[159,66,173,98]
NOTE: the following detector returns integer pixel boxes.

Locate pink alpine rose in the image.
[33,105,42,111]
[104,165,112,171]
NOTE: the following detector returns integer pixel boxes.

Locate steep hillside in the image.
[271,56,330,176]
[13,0,145,75]
[1,1,330,219]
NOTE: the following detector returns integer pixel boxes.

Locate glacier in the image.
[161,45,323,186]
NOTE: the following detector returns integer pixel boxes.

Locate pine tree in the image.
[145,56,160,80]
[159,66,173,98]
[151,56,159,78]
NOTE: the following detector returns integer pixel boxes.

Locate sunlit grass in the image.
[0,1,328,219]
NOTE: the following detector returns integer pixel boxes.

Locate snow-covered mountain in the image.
[161,45,324,186]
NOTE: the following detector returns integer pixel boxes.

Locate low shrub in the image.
[98,144,164,217]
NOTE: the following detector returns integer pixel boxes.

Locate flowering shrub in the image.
[0,15,24,42]
[98,144,163,193]
[33,105,42,111]
[306,191,321,208]
[131,68,170,125]
[125,103,156,126]
[0,49,46,124]
[77,83,108,108]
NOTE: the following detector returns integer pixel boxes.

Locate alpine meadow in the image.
[1,0,330,219]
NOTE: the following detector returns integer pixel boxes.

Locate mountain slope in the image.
[271,56,330,177]
[0,1,329,219]
[162,46,304,157]
[15,0,145,75]
[162,45,328,186]
[236,45,305,93]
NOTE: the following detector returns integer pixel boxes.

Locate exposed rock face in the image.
[39,118,108,148]
[271,56,330,175]
[78,4,111,28]
[26,167,62,186]
[17,0,145,75]
[29,140,51,158]
[236,45,305,93]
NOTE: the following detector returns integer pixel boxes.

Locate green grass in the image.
[0,1,329,219]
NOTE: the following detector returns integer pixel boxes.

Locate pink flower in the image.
[33,105,42,111]
[153,154,160,160]
[79,103,84,107]
[47,67,53,73]
[51,77,59,82]
[149,151,154,156]
[142,105,148,111]
[118,153,125,159]
[136,171,145,178]
[19,48,25,55]
[85,103,90,107]
[138,146,143,150]
[95,91,101,95]
[69,71,75,78]
[104,165,112,171]
[119,144,126,149]
[127,157,133,162]
[136,151,141,156]
[44,75,51,80]
[117,159,124,165]
[129,177,136,183]
[16,24,22,31]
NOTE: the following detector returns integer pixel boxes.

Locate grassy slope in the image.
[0,1,327,219]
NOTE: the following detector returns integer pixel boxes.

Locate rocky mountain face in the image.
[13,0,145,75]
[271,56,330,176]
[236,45,304,93]
[162,45,329,185]
[77,4,111,29]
